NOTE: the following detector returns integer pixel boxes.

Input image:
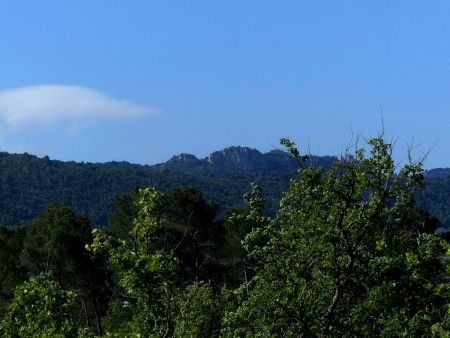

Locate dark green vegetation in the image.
[0,149,305,226]
[417,169,450,231]
[2,137,450,336]
[0,147,450,230]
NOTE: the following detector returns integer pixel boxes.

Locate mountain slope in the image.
[0,148,308,226]
[154,146,336,176]
[0,149,449,229]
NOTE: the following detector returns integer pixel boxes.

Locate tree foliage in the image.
[89,187,179,336]
[1,137,450,336]
[222,137,450,337]
[20,204,106,335]
[0,272,79,338]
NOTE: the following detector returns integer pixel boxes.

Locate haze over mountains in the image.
[0,146,449,229]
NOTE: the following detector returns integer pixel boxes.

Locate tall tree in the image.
[163,187,223,285]
[0,225,25,320]
[89,188,179,336]
[108,187,225,286]
[20,204,106,335]
[222,137,450,337]
[0,272,82,337]
[221,182,271,288]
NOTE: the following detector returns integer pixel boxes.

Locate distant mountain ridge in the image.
[424,168,450,179]
[0,147,450,229]
[155,146,337,176]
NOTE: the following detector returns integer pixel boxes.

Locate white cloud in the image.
[0,85,155,129]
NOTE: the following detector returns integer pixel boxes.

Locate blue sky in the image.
[0,1,449,168]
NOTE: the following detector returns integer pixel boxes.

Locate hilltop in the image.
[0,148,449,228]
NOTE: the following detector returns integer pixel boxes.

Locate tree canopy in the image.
[1,137,450,337]
[222,137,450,336]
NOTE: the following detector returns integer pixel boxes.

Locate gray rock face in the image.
[205,146,267,171]
[167,153,201,164]
[154,146,337,176]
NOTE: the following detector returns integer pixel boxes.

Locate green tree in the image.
[173,282,222,337]
[89,187,179,336]
[0,272,80,337]
[163,187,224,286]
[221,182,271,288]
[0,225,25,320]
[108,187,225,286]
[20,204,106,335]
[108,193,138,239]
[222,137,450,337]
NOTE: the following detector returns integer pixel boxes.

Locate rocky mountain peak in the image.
[155,146,337,175]
[167,153,201,164]
[205,146,265,171]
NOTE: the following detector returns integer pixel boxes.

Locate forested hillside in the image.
[0,151,286,226]
[417,173,450,229]
[0,148,334,227]
[0,148,449,229]
[2,138,450,336]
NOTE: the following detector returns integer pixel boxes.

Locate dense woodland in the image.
[1,137,450,336]
[0,147,450,230]
[0,149,299,226]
